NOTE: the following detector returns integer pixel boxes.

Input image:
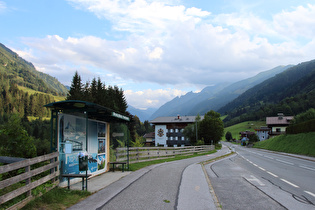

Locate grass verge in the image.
[21,187,91,210]
[253,132,315,157]
[129,150,217,171]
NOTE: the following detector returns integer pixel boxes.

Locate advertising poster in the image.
[88,153,98,173]
[98,139,105,153]
[97,154,106,170]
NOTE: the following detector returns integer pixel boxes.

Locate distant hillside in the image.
[149,84,228,120]
[221,59,315,126]
[190,65,292,115]
[127,105,157,122]
[0,43,68,96]
[150,65,290,120]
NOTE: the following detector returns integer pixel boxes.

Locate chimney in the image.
[278,113,284,120]
[177,114,180,119]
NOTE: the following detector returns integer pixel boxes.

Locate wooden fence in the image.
[0,152,59,209]
[116,145,215,163]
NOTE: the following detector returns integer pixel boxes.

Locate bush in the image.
[286,119,315,134]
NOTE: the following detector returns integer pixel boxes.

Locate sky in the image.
[1,0,315,110]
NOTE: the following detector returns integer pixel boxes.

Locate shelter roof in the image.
[44,100,129,123]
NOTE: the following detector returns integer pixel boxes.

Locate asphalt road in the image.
[208,142,315,210]
[99,152,223,210]
[70,147,230,210]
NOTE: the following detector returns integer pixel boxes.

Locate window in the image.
[276,128,281,132]
[175,129,178,133]
[181,136,185,141]
[170,129,173,133]
[175,137,178,140]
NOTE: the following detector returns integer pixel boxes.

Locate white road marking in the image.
[258,167,266,171]
[280,179,299,188]
[264,156,274,160]
[305,191,315,198]
[246,175,265,186]
[276,159,294,165]
[299,165,315,171]
[253,163,258,167]
[267,171,278,177]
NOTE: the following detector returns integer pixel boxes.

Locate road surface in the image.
[206,142,315,210]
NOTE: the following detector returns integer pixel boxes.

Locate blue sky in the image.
[1,0,315,110]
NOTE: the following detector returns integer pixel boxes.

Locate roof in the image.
[44,100,130,123]
[150,115,204,124]
[266,116,293,125]
[143,132,155,138]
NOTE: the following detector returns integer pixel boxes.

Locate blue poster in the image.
[98,154,106,170]
[88,153,98,173]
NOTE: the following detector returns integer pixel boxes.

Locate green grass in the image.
[224,120,266,140]
[129,150,217,171]
[18,85,65,102]
[254,132,315,157]
[21,187,91,210]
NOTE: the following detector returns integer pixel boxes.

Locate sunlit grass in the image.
[223,120,265,140]
[254,132,315,157]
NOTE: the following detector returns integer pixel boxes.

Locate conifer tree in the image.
[67,71,83,100]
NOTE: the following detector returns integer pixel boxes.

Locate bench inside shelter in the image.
[109,162,127,172]
[62,173,92,190]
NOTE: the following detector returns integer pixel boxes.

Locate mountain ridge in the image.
[0,43,68,96]
[149,65,292,120]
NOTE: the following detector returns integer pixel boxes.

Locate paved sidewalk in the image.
[67,164,163,210]
[70,171,131,193]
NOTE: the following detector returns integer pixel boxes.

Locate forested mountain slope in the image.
[220,59,315,126]
[150,65,290,120]
[0,43,68,96]
[189,65,292,115]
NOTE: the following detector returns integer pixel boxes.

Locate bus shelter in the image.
[45,100,130,185]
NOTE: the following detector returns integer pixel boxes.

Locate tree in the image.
[225,131,233,141]
[248,134,260,143]
[183,123,196,145]
[67,71,83,100]
[198,110,224,145]
[292,108,315,124]
[0,114,36,158]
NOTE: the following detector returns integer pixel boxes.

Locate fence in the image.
[116,145,215,163]
[0,152,59,209]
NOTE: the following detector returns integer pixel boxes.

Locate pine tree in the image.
[67,71,83,100]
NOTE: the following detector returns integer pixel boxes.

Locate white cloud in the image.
[0,1,6,13]
[15,1,315,108]
[273,4,315,39]
[125,88,187,109]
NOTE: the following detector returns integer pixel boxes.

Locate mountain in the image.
[220,59,315,126]
[150,65,291,120]
[189,65,293,115]
[127,105,157,122]
[149,83,229,120]
[0,43,68,96]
